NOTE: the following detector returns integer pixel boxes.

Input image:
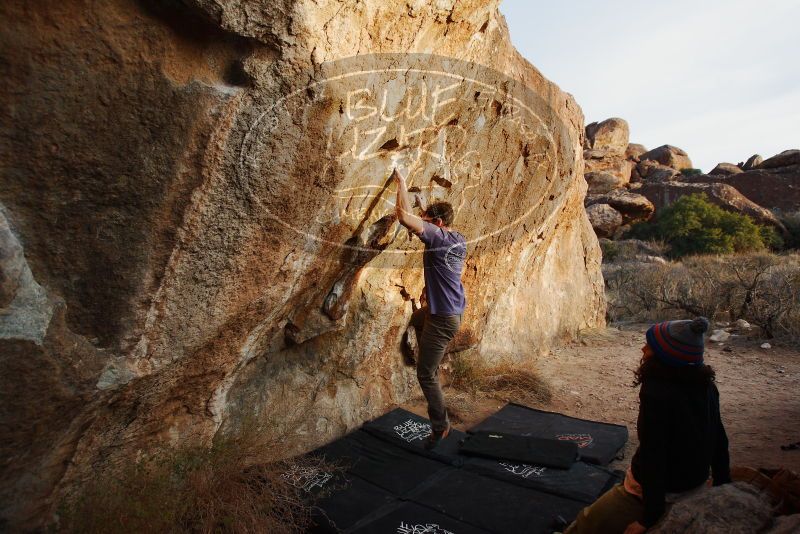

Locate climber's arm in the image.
[393,169,424,235]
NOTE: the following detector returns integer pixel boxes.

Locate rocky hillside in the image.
[0,0,605,527]
[582,117,798,239]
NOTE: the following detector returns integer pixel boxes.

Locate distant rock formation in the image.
[0,0,605,527]
[639,144,693,171]
[709,162,743,176]
[639,182,785,231]
[583,117,798,239]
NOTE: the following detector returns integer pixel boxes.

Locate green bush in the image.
[679,168,704,176]
[628,193,772,257]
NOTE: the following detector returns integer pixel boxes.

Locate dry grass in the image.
[448,354,552,409]
[56,417,337,534]
[605,252,800,343]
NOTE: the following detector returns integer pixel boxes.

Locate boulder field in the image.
[582,117,797,239]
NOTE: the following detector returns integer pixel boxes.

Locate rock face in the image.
[639,182,786,230]
[651,482,773,533]
[585,117,629,156]
[760,149,800,169]
[586,191,655,224]
[585,155,634,185]
[0,0,605,527]
[583,117,632,184]
[640,144,693,171]
[581,118,660,237]
[688,149,800,212]
[687,167,800,212]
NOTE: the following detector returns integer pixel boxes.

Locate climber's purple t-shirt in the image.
[418,221,467,316]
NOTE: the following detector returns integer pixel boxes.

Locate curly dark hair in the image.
[633,356,716,387]
[424,202,455,226]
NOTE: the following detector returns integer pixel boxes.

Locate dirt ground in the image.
[403,324,800,473]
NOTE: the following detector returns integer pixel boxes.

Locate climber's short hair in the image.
[424,202,455,227]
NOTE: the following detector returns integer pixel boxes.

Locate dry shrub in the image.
[449,354,551,407]
[57,416,337,534]
[443,388,481,423]
[605,252,800,342]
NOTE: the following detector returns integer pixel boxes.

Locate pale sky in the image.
[499,0,800,172]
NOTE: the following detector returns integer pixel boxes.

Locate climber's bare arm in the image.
[393,169,424,235]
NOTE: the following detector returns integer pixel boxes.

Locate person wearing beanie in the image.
[566,317,731,534]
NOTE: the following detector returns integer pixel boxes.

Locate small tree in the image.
[629,193,770,258]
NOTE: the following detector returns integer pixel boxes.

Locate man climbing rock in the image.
[393,167,467,449]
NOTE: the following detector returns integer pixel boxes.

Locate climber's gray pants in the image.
[417,312,461,433]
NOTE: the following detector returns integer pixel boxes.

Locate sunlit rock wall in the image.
[0,0,604,526]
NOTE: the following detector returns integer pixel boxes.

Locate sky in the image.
[499,0,800,172]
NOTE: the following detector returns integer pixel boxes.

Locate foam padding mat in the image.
[301,406,628,533]
[460,430,579,469]
[468,403,629,465]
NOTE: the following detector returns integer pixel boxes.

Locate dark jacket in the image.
[631,375,731,527]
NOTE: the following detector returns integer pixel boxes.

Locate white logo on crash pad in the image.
[397,521,454,534]
[500,461,546,478]
[394,419,432,442]
[556,433,594,448]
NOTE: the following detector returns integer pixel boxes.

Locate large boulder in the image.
[741,154,763,170]
[0,0,605,527]
[640,144,693,171]
[637,159,680,182]
[650,482,773,533]
[586,203,623,238]
[709,162,744,176]
[626,143,648,161]
[759,149,800,170]
[686,167,800,212]
[639,182,786,231]
[585,171,626,194]
[586,190,655,224]
[585,117,629,156]
[584,151,633,183]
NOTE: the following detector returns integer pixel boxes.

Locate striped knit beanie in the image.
[645,317,710,366]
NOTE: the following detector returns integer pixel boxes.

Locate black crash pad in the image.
[362,408,466,465]
[313,429,449,496]
[460,431,578,469]
[468,403,628,465]
[351,501,490,534]
[307,474,396,533]
[462,455,621,503]
[407,468,586,534]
